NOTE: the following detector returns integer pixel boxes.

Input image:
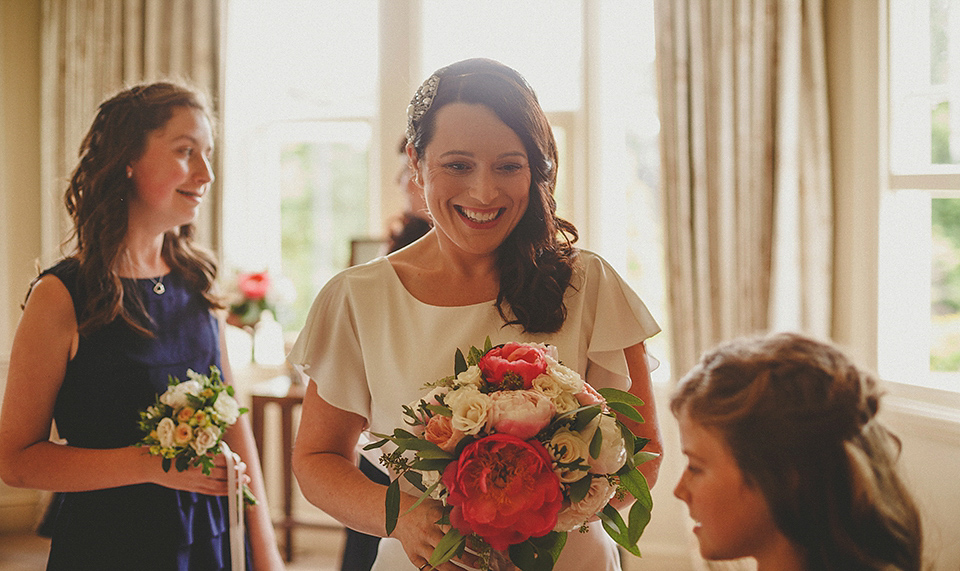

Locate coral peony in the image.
[442,433,563,551]
[479,343,548,390]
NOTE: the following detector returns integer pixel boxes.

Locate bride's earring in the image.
[126,166,133,179]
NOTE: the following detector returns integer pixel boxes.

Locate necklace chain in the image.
[124,249,165,295]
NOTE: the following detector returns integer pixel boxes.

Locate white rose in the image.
[420,470,446,500]
[454,365,484,389]
[445,385,492,435]
[554,476,619,532]
[191,425,221,455]
[156,417,176,448]
[586,414,627,474]
[159,380,203,409]
[545,357,585,394]
[532,374,580,413]
[213,393,240,424]
[185,369,206,384]
[548,427,591,483]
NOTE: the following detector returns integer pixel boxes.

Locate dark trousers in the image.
[339,456,390,571]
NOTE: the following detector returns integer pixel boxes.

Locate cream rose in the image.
[156,417,176,448]
[445,385,492,435]
[554,476,619,532]
[548,427,591,483]
[544,357,585,394]
[454,365,484,389]
[213,393,240,424]
[532,374,580,413]
[586,414,627,474]
[191,425,221,455]
[160,380,202,409]
[420,470,446,501]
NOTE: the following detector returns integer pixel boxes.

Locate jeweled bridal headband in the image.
[405,71,442,144]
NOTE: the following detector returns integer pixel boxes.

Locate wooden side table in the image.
[249,375,314,562]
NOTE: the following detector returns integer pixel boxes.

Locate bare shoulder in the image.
[17,274,78,350]
[23,274,75,319]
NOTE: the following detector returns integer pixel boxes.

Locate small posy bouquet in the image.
[136,366,256,505]
[367,339,656,571]
[226,270,275,328]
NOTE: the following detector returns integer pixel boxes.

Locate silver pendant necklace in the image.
[125,249,165,295]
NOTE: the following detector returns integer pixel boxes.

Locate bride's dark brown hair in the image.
[63,81,222,337]
[408,58,578,333]
[672,332,923,571]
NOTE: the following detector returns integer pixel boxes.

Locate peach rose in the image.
[424,414,464,452]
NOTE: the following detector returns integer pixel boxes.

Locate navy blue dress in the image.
[40,259,248,571]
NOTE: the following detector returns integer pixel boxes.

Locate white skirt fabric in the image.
[370,522,621,571]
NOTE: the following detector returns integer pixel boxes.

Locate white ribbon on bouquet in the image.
[220,442,246,570]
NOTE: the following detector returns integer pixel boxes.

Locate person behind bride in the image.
[289,57,663,571]
[671,332,923,571]
[0,82,283,570]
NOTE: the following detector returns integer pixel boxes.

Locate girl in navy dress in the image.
[0,82,283,570]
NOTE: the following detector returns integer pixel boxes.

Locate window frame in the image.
[877,0,960,411]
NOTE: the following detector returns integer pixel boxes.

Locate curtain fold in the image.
[40,0,223,262]
[655,0,833,384]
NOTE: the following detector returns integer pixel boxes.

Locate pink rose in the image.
[486,390,556,439]
[443,433,563,551]
[238,272,270,300]
[479,343,548,390]
[423,414,464,452]
[575,382,606,407]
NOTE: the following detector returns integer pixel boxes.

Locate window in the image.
[879,0,960,392]
[222,1,668,380]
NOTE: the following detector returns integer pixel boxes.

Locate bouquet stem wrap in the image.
[221,442,246,570]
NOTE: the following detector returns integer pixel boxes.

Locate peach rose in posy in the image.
[424,414,465,452]
[177,406,196,424]
[174,422,193,446]
[479,343,548,390]
[486,390,556,440]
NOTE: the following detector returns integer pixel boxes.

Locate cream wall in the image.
[0,0,43,532]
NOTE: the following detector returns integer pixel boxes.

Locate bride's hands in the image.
[146,449,250,496]
[392,494,480,571]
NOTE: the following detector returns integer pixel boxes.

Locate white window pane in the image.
[225,0,379,122]
[420,0,583,112]
[890,0,960,172]
[280,124,372,331]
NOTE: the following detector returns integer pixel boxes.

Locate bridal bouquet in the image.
[367,339,656,571]
[136,366,256,505]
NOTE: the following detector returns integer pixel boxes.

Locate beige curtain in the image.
[40,0,223,262]
[655,0,833,389]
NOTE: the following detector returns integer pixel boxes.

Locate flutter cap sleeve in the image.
[287,273,372,425]
[579,252,661,390]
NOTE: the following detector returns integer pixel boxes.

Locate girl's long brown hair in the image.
[63,82,222,337]
[672,332,923,571]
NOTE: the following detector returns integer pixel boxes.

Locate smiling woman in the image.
[289,58,663,571]
[0,82,284,570]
